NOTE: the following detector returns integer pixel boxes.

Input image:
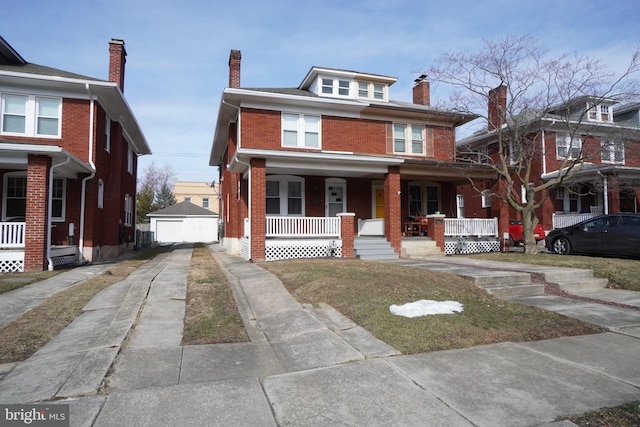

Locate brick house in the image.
[209,50,501,262]
[0,36,150,271]
[457,85,640,234]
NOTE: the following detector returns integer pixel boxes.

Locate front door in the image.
[326,179,346,217]
[375,187,384,218]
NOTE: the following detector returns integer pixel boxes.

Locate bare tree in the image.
[427,34,640,253]
[136,161,176,223]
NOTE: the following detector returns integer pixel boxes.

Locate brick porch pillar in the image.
[25,155,51,271]
[607,175,620,214]
[426,214,446,252]
[384,166,401,255]
[250,158,266,262]
[338,213,355,258]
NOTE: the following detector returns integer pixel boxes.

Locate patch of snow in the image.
[390,300,464,318]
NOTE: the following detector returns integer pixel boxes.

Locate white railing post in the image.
[265,216,341,238]
[0,222,26,248]
[444,218,498,237]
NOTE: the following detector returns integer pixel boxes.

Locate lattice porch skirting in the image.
[265,239,342,261]
[444,237,500,255]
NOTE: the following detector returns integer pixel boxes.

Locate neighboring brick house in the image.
[173,180,219,214]
[209,50,499,262]
[0,36,150,271]
[457,85,640,233]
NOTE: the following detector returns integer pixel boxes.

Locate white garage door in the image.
[155,220,184,243]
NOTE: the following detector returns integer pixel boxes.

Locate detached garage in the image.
[148,201,219,243]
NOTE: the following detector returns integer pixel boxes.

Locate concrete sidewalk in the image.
[0,245,639,426]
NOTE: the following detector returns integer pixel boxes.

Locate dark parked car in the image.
[508,219,546,246]
[545,214,640,257]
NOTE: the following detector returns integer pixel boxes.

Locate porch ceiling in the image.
[0,141,94,178]
[401,161,497,183]
[542,163,640,183]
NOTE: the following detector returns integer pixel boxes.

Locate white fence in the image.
[0,222,25,248]
[552,213,595,229]
[444,218,498,237]
[266,216,341,237]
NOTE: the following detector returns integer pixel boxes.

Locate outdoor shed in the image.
[147,201,219,243]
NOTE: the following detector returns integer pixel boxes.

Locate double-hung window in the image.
[601,140,624,163]
[124,194,133,226]
[3,174,65,221]
[321,78,350,96]
[556,132,582,159]
[266,176,304,216]
[357,82,386,100]
[394,124,424,155]
[1,94,61,137]
[282,114,320,149]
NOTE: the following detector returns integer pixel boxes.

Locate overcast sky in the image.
[3,0,638,184]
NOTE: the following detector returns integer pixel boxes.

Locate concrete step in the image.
[553,278,609,293]
[540,269,596,283]
[479,282,545,299]
[463,271,532,286]
[354,237,399,260]
[401,239,442,258]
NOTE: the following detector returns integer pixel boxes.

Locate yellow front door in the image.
[375,188,384,218]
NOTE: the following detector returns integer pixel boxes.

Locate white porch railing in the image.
[0,222,26,248]
[444,218,498,237]
[266,216,341,237]
[552,213,595,229]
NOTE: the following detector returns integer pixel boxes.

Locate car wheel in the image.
[552,237,571,255]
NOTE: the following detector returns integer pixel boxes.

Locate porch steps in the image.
[400,238,443,258]
[354,237,399,260]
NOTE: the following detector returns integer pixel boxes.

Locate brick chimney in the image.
[488,85,507,130]
[229,50,241,88]
[108,39,126,92]
[413,74,430,106]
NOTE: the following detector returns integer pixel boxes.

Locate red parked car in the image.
[509,219,546,246]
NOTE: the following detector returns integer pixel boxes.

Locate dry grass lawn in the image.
[182,243,248,345]
[261,259,603,354]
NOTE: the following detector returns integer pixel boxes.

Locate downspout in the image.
[80,83,97,263]
[541,129,547,176]
[46,156,71,270]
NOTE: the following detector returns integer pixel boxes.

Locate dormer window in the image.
[321,78,350,96]
[587,102,612,123]
[357,81,386,101]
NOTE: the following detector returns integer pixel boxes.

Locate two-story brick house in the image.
[0,36,150,271]
[210,50,499,262]
[457,85,640,234]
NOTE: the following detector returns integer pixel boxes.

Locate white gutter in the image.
[46,155,72,270]
[79,84,98,263]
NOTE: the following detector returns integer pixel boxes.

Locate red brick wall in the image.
[323,116,387,154]
[339,214,355,258]
[24,155,50,271]
[384,167,401,254]
[250,158,266,261]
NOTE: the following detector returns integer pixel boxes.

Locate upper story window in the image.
[394,124,424,155]
[587,102,613,123]
[321,78,350,96]
[477,145,489,163]
[556,132,582,159]
[98,179,104,209]
[357,81,386,101]
[124,194,133,226]
[282,113,320,149]
[1,94,61,138]
[105,117,111,152]
[601,140,624,164]
[202,198,209,209]
[184,197,191,203]
[127,145,134,174]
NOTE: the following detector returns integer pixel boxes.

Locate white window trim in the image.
[1,93,62,138]
[481,189,492,208]
[281,113,321,149]
[2,172,65,221]
[587,102,613,123]
[319,77,352,98]
[105,117,111,152]
[601,140,625,164]
[202,198,209,209]
[266,175,305,216]
[98,179,104,209]
[124,194,133,226]
[556,132,582,160]
[356,81,387,101]
[127,144,133,174]
[393,123,424,155]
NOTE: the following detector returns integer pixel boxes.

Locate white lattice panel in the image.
[445,239,500,255]
[0,259,23,272]
[265,239,342,261]
[52,255,76,267]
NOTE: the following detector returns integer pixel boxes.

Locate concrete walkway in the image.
[0,245,639,426]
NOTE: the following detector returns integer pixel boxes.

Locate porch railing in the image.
[444,218,498,237]
[0,222,26,248]
[266,216,341,237]
[552,212,595,229]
